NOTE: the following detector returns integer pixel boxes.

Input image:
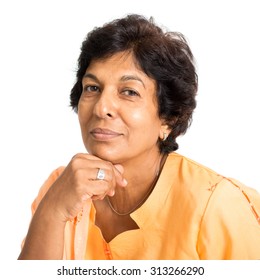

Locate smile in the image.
[90,128,123,140]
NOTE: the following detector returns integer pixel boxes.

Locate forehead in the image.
[86,51,148,79]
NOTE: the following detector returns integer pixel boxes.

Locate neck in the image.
[108,151,167,215]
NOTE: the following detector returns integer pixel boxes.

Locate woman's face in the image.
[78,51,166,164]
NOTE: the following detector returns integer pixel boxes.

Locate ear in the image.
[159,123,171,141]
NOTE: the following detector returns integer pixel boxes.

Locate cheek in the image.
[77,108,84,125]
[127,110,148,128]
[78,106,92,129]
[128,109,161,135]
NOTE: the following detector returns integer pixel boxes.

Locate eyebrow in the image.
[120,75,146,89]
[83,73,146,88]
[83,73,99,82]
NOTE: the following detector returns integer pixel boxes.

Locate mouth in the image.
[90,128,123,140]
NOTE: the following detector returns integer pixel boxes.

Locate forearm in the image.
[18,199,66,260]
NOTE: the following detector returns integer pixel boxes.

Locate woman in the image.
[18,14,260,260]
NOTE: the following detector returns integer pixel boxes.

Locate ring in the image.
[96,168,105,180]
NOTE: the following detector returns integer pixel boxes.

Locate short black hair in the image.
[70,14,198,153]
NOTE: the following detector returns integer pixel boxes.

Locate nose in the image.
[93,88,118,119]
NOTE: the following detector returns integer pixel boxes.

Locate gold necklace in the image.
[106,154,166,216]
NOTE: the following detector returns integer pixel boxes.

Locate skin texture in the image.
[18,51,170,259]
[79,51,163,164]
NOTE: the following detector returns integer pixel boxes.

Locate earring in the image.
[163,132,168,141]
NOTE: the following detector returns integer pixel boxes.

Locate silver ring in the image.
[96,168,105,180]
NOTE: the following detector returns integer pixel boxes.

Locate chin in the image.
[87,147,125,164]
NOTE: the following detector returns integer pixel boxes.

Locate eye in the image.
[83,85,100,95]
[83,85,100,93]
[122,89,140,97]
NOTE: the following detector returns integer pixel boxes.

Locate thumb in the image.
[114,164,124,174]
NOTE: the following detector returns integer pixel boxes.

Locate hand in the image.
[41,153,127,222]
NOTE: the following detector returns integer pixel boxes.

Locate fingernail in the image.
[122,179,128,186]
[110,190,115,196]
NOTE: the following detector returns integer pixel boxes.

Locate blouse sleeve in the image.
[20,167,65,249]
[29,166,91,260]
[197,178,260,259]
[31,166,65,214]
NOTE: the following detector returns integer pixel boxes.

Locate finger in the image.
[114,164,124,174]
[107,188,115,197]
[72,159,113,182]
[72,153,102,161]
[83,180,112,198]
[113,164,128,187]
[88,166,113,182]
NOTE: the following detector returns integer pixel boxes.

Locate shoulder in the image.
[204,177,260,225]
[166,153,260,222]
[167,152,222,180]
[165,153,224,196]
[160,153,225,223]
[166,153,260,258]
[197,177,260,259]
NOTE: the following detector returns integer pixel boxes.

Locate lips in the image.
[90,128,123,140]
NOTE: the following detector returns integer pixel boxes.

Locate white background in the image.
[0,0,260,262]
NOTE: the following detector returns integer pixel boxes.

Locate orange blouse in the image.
[29,153,260,259]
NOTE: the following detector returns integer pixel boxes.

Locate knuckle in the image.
[104,171,113,182]
[97,180,108,190]
[70,156,82,170]
[71,153,83,160]
[99,181,112,194]
[73,167,83,178]
[104,160,114,170]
